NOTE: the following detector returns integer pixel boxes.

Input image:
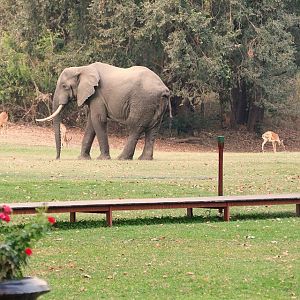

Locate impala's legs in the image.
[262,140,267,152]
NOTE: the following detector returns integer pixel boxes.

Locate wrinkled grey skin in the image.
[51,62,170,160]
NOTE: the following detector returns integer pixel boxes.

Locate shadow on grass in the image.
[1,211,297,233]
[54,215,217,230]
[52,210,297,230]
[230,211,296,221]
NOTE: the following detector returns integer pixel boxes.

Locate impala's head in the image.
[279,139,285,149]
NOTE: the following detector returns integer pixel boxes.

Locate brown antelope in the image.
[221,112,231,128]
[262,131,285,153]
[0,111,9,134]
[60,123,72,147]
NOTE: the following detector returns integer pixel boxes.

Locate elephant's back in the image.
[97,63,169,101]
[128,66,169,95]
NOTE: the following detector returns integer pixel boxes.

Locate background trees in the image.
[0,0,299,133]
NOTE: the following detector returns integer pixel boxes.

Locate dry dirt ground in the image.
[2,123,300,153]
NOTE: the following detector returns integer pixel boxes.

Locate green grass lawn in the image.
[0,143,299,299]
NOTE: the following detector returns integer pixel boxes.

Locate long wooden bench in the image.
[2,193,300,226]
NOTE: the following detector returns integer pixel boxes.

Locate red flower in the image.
[2,205,12,215]
[48,216,56,224]
[0,213,10,223]
[25,248,33,256]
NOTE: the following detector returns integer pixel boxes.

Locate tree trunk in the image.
[247,91,264,133]
[231,80,248,126]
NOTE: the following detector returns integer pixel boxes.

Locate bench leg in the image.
[223,206,230,221]
[70,212,76,223]
[187,208,193,218]
[106,209,112,227]
[296,204,300,217]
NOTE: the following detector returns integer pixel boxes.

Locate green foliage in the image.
[0,34,32,106]
[237,2,296,105]
[171,111,210,134]
[0,0,299,128]
[0,207,55,280]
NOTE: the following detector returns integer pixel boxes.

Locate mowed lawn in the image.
[0,142,299,299]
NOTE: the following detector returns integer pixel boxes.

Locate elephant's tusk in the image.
[36,105,64,122]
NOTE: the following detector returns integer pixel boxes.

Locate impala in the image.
[60,123,72,147]
[0,111,8,134]
[262,131,285,153]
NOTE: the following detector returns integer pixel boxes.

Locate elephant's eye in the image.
[62,84,70,90]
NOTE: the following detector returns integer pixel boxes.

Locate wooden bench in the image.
[2,193,300,226]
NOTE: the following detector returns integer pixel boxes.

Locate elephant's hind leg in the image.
[118,130,143,160]
[138,129,156,160]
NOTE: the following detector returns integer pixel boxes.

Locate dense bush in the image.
[0,0,299,131]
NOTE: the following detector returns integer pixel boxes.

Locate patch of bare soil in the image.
[2,123,300,153]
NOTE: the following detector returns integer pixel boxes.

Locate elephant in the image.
[36,62,171,160]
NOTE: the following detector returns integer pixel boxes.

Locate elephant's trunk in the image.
[35,103,64,159]
[53,114,62,160]
[52,101,64,160]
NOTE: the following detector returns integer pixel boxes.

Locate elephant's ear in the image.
[77,66,100,107]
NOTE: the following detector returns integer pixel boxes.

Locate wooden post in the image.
[70,212,76,223]
[224,205,230,221]
[187,208,193,218]
[218,136,224,197]
[106,209,113,227]
[218,136,224,215]
[296,204,300,217]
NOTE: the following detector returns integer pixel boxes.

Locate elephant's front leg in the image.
[138,128,157,160]
[90,103,111,160]
[79,113,95,160]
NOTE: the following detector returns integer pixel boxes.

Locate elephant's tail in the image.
[162,90,172,119]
